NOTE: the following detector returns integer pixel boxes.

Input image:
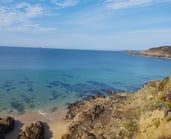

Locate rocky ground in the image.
[62,76,171,139]
[0,117,44,139]
[128,46,171,59]
[1,76,171,139]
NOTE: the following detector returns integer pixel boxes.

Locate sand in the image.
[5,108,68,139]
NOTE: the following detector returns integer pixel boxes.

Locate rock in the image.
[0,134,5,139]
[0,117,15,134]
[87,133,96,139]
[81,132,96,139]
[62,76,171,139]
[91,105,104,120]
[61,133,71,139]
[18,121,44,139]
[66,101,82,119]
[97,135,106,139]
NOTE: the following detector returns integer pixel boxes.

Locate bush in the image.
[165,113,171,122]
[123,120,139,133]
[158,77,169,91]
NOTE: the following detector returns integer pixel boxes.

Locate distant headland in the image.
[128,46,171,59]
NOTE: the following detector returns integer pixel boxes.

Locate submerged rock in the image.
[18,121,44,139]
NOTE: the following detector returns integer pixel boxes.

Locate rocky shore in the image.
[128,46,171,59]
[1,76,171,139]
[61,76,171,139]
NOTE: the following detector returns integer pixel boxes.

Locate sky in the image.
[0,0,171,50]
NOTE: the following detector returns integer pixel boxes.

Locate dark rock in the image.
[89,105,105,121]
[161,90,171,117]
[66,101,82,119]
[86,81,116,91]
[18,121,44,139]
[50,106,58,112]
[0,134,5,139]
[49,91,62,101]
[87,133,96,139]
[106,90,115,96]
[83,93,105,101]
[29,104,35,109]
[46,85,52,88]
[162,90,171,102]
[20,95,33,104]
[61,133,71,139]
[28,87,34,92]
[0,117,15,135]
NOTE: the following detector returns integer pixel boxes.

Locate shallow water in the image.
[0,46,171,114]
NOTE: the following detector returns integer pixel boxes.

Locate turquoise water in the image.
[0,46,171,114]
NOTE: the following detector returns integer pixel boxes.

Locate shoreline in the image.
[4,108,68,139]
[1,76,171,139]
[128,52,171,60]
[127,46,171,60]
[60,76,171,139]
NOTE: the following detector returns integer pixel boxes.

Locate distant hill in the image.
[128,46,171,59]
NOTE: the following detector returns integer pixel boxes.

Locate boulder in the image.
[61,133,71,139]
[0,117,15,134]
[18,121,44,139]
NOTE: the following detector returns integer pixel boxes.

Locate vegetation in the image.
[158,77,169,91]
[123,120,139,137]
[165,113,171,122]
[158,135,171,139]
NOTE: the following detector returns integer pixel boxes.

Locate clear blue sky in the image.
[0,0,171,50]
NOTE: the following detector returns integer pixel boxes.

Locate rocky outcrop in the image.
[128,46,171,59]
[62,76,171,139]
[18,121,44,139]
[0,117,15,138]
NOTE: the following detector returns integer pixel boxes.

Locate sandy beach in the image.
[4,108,68,139]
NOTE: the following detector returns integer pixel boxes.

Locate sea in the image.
[0,46,171,115]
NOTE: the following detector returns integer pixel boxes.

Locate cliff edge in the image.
[128,46,171,59]
[62,76,171,139]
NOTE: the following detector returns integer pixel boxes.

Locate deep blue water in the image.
[0,46,171,114]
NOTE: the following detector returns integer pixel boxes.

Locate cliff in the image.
[128,46,171,59]
[62,76,171,139]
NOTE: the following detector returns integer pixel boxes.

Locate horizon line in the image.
[0,45,146,51]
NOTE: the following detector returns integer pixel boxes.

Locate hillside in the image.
[62,76,171,139]
[128,46,171,59]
